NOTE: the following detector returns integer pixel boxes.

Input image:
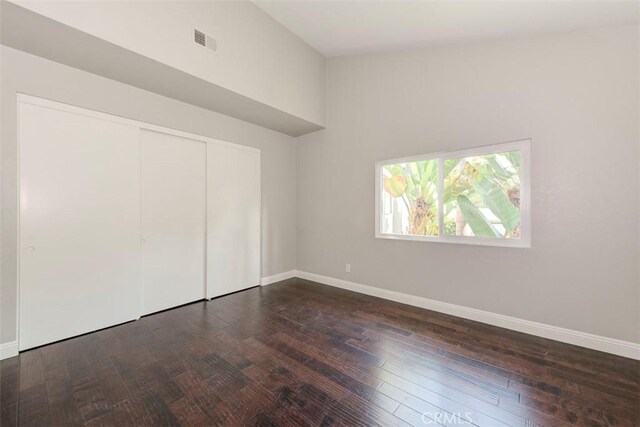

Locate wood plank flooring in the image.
[1,278,638,426]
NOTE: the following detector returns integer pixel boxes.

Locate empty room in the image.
[0,0,639,425]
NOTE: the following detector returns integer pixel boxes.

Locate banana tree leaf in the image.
[472,177,520,232]
[383,175,407,198]
[487,156,509,178]
[408,163,422,188]
[457,195,500,237]
[504,151,521,169]
[424,182,438,201]
[417,160,427,179]
[403,165,418,197]
[419,160,437,191]
[444,182,469,205]
[385,164,404,176]
[444,158,460,177]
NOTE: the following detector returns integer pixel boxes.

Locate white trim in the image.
[204,142,209,300]
[261,270,297,286]
[295,271,640,360]
[0,341,19,360]
[437,156,444,236]
[375,139,531,248]
[16,93,22,351]
[374,232,531,248]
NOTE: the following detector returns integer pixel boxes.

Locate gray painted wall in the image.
[297,26,640,343]
[2,25,638,348]
[9,0,327,126]
[1,46,298,344]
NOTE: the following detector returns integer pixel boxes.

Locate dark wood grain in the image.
[1,278,638,426]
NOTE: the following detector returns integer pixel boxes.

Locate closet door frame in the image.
[16,94,261,349]
[140,129,207,316]
[206,143,262,299]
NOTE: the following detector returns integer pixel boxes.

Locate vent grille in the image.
[194,29,206,47]
[194,29,217,53]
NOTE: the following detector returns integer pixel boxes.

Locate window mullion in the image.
[438,157,444,238]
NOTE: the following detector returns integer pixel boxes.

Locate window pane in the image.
[443,151,521,239]
[381,159,438,236]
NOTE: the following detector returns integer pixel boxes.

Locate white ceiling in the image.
[254,0,640,57]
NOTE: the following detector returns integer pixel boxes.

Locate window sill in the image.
[375,232,531,248]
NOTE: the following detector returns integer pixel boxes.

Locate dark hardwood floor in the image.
[1,278,638,426]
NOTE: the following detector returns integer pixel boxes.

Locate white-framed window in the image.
[375,139,531,248]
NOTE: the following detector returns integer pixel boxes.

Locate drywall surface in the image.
[0,2,323,136]
[0,46,298,344]
[297,26,640,343]
[9,0,326,127]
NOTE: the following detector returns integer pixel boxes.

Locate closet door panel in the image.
[141,130,206,315]
[207,143,260,298]
[19,102,141,350]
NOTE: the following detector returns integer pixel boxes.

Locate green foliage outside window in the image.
[382,151,521,239]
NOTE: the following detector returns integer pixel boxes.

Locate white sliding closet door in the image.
[141,130,206,315]
[19,101,141,351]
[207,143,260,298]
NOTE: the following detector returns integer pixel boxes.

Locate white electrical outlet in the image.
[345,263,351,273]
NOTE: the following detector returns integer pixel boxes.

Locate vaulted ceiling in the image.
[254,0,639,57]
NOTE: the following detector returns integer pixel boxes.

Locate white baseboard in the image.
[0,341,18,360]
[261,270,297,286]
[295,271,640,360]
[4,271,637,360]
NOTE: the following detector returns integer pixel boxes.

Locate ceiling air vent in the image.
[194,29,217,53]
